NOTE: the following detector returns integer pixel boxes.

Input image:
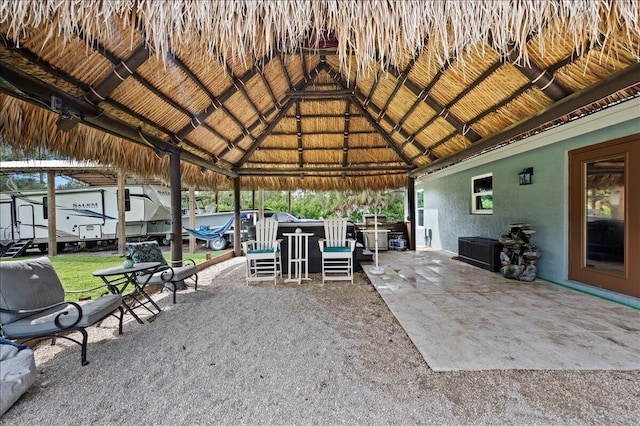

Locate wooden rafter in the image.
[172,53,276,149]
[236,63,325,167]
[253,59,280,108]
[386,65,482,143]
[411,62,640,175]
[278,55,294,90]
[296,100,303,168]
[376,57,417,124]
[506,44,570,101]
[324,64,412,165]
[220,58,266,123]
[342,98,350,178]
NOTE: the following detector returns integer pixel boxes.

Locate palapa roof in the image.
[0,1,638,191]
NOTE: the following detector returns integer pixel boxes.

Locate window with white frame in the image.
[417,189,424,226]
[471,173,493,214]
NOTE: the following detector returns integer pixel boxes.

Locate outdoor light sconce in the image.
[519,167,534,185]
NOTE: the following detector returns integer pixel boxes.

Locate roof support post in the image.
[233,177,242,257]
[117,172,127,256]
[46,171,57,257]
[170,151,183,266]
[406,176,416,251]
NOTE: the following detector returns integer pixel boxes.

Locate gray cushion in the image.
[1,294,122,338]
[145,266,197,285]
[0,257,64,324]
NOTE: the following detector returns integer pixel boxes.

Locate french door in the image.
[568,134,639,297]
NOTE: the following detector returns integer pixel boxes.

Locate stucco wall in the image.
[416,99,639,301]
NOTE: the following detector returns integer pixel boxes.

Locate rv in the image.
[0,185,172,252]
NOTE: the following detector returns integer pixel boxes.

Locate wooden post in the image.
[170,152,183,265]
[47,171,57,256]
[117,172,127,256]
[259,188,264,220]
[407,176,416,250]
[233,177,241,256]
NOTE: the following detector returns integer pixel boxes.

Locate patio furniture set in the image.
[243,217,357,285]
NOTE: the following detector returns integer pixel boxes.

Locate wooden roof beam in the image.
[389,58,454,141]
[237,165,412,175]
[296,101,304,168]
[103,98,221,163]
[287,89,355,99]
[254,59,280,108]
[173,53,275,143]
[342,99,350,178]
[278,55,294,90]
[220,58,267,124]
[413,50,606,162]
[235,63,326,166]
[363,68,384,108]
[270,129,376,136]
[0,62,237,177]
[385,65,482,143]
[410,62,640,176]
[257,144,391,151]
[85,43,151,104]
[324,65,413,165]
[506,44,570,101]
[376,57,417,124]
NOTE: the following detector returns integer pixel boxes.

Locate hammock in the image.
[184,216,235,240]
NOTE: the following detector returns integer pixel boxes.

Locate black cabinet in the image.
[458,237,503,272]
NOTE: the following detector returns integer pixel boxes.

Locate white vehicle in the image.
[0,185,173,252]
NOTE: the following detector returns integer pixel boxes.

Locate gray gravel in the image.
[3,257,639,425]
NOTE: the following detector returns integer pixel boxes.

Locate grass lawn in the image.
[1,250,230,301]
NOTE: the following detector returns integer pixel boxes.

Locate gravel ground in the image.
[3,257,639,425]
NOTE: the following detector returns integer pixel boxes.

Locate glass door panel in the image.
[568,134,639,298]
[585,156,624,274]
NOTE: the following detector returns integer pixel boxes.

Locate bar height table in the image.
[283,232,313,284]
[93,261,163,324]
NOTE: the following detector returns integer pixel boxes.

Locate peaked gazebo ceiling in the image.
[0,1,638,191]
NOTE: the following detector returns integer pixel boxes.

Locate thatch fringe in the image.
[0,94,231,190]
[1,1,638,79]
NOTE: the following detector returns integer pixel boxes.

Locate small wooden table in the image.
[283,232,313,284]
[93,261,163,324]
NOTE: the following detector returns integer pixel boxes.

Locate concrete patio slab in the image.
[363,249,640,371]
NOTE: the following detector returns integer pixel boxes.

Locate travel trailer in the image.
[0,185,172,253]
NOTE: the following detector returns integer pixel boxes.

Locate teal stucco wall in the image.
[416,99,639,306]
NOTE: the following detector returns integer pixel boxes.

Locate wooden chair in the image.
[242,218,282,285]
[318,218,356,284]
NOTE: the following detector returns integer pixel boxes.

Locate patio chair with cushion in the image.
[0,257,124,366]
[242,218,282,285]
[318,218,356,284]
[125,241,198,304]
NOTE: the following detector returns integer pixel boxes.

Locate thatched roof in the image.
[1,1,638,191]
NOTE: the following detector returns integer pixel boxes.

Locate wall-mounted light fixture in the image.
[519,167,534,185]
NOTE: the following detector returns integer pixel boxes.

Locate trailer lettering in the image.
[73,203,99,209]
